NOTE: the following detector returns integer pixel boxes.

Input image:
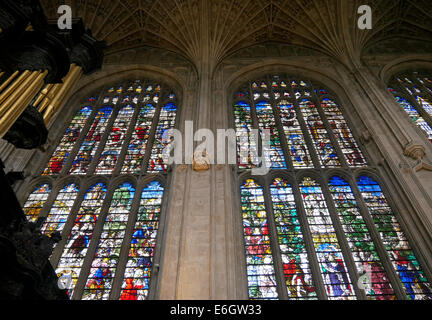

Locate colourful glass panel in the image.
[329,176,395,300]
[357,176,432,300]
[95,105,135,175]
[299,99,340,167]
[147,103,178,173]
[255,101,286,169]
[122,104,156,174]
[83,183,135,300]
[241,179,278,300]
[299,177,355,300]
[277,101,312,168]
[70,107,113,175]
[41,183,79,238]
[23,184,51,223]
[416,96,432,116]
[56,183,107,298]
[234,101,258,169]
[44,107,92,175]
[120,181,164,300]
[392,96,432,142]
[321,99,366,167]
[270,178,316,299]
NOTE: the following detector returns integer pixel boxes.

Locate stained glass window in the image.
[389,71,432,143]
[299,177,355,300]
[70,107,113,175]
[236,75,431,300]
[44,107,92,175]
[122,104,156,174]
[147,103,178,173]
[233,77,365,169]
[83,183,135,300]
[328,176,395,300]
[41,183,79,238]
[357,176,432,300]
[95,105,135,175]
[56,183,107,298]
[241,179,278,300]
[270,178,316,300]
[20,79,175,300]
[23,184,51,223]
[120,181,164,300]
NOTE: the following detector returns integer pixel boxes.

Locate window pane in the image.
[321,99,366,167]
[122,104,156,174]
[120,181,164,300]
[299,177,355,300]
[241,179,278,300]
[41,183,79,239]
[299,99,341,167]
[278,101,313,168]
[95,105,135,175]
[69,107,113,175]
[357,176,432,300]
[83,183,135,300]
[270,178,316,300]
[329,176,394,300]
[234,101,258,169]
[56,183,107,298]
[255,101,286,169]
[23,184,51,223]
[44,107,92,175]
[147,103,178,173]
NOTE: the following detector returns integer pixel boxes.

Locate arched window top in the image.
[388,70,432,143]
[23,77,176,300]
[232,75,367,170]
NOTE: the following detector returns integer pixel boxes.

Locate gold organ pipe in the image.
[34,83,54,108]
[43,64,83,125]
[0,70,36,119]
[0,70,48,138]
[0,70,30,105]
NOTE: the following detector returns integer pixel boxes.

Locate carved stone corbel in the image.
[404,143,432,172]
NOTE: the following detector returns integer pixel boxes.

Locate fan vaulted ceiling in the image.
[41,0,432,66]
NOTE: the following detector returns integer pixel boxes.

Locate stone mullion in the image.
[109,179,144,300]
[249,83,262,168]
[291,176,328,300]
[48,181,92,275]
[58,99,105,177]
[262,178,289,300]
[349,177,407,300]
[138,95,163,176]
[311,90,350,169]
[270,80,295,171]
[86,106,121,176]
[112,103,142,176]
[72,184,116,300]
[320,177,367,300]
[291,92,322,170]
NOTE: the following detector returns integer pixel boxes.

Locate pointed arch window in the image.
[388,71,432,143]
[21,79,177,300]
[235,75,432,300]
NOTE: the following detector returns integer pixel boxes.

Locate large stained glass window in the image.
[21,79,174,300]
[235,75,432,300]
[388,71,432,143]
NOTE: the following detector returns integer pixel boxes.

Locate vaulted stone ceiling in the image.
[41,0,432,67]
